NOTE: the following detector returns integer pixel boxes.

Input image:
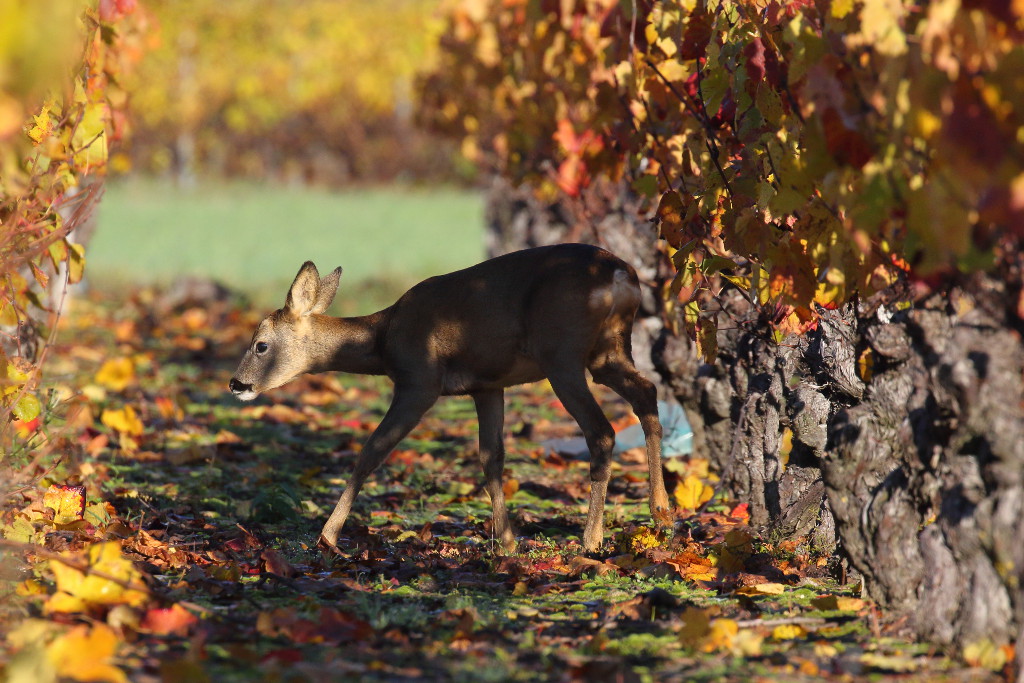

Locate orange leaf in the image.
[47,623,127,683]
[141,604,198,636]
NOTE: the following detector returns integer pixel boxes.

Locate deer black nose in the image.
[229,378,252,394]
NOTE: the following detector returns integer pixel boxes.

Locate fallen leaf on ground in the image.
[94,358,135,391]
[47,623,127,683]
[46,541,148,613]
[736,582,786,596]
[101,406,143,437]
[141,604,198,636]
[43,485,86,525]
[674,474,713,512]
[772,623,808,640]
[962,639,1008,671]
[810,595,865,612]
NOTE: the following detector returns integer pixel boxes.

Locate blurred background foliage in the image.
[122,0,468,185]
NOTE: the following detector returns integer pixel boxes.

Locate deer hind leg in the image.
[319,386,437,552]
[543,362,616,553]
[473,389,516,552]
[589,343,671,521]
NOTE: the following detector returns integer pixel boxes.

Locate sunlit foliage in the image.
[420,0,1024,354]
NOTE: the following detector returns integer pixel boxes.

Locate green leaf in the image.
[13,394,42,422]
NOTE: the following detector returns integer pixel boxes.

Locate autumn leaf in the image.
[43,484,86,525]
[71,99,109,169]
[47,623,127,683]
[26,104,55,145]
[94,358,135,391]
[678,606,712,644]
[962,639,1009,671]
[810,594,866,612]
[664,551,717,582]
[673,474,713,512]
[617,526,662,554]
[736,582,786,596]
[680,615,764,656]
[46,541,148,613]
[101,406,143,436]
[141,604,198,636]
[656,190,687,248]
[715,527,755,573]
[728,503,750,521]
[773,623,808,640]
[12,393,41,422]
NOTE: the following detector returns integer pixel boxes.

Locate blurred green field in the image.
[90,179,485,312]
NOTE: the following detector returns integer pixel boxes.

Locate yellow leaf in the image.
[67,242,86,285]
[678,606,712,645]
[47,624,127,683]
[773,623,808,640]
[702,618,738,652]
[15,579,47,596]
[94,358,135,391]
[674,474,713,513]
[45,541,148,613]
[101,406,143,437]
[963,639,1008,671]
[831,0,855,19]
[43,485,86,525]
[71,101,109,170]
[860,652,921,673]
[26,104,54,145]
[731,628,764,657]
[858,348,874,382]
[736,582,786,596]
[621,526,661,553]
[811,595,866,612]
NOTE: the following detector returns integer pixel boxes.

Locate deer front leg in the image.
[319,387,437,552]
[473,389,516,552]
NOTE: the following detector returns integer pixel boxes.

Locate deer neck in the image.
[308,310,389,376]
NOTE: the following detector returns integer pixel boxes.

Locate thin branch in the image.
[734,615,832,629]
[645,58,734,199]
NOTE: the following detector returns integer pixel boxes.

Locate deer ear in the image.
[285,261,321,315]
[311,267,342,314]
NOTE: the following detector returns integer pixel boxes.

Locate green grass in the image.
[90,178,485,310]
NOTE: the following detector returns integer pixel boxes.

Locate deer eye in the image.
[255,342,269,354]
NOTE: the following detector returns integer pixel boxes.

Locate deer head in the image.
[229,261,342,401]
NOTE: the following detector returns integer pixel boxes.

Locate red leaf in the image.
[142,604,198,636]
[821,108,873,169]
[729,503,750,521]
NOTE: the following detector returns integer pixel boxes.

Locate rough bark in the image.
[673,280,1024,653]
[484,178,1024,656]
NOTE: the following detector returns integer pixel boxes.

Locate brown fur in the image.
[230,244,670,553]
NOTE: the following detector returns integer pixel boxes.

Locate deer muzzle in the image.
[228,377,258,401]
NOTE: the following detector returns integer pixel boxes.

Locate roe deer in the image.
[229,243,670,553]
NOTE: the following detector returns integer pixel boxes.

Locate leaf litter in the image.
[0,289,1002,682]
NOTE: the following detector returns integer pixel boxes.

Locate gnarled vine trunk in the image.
[664,279,1024,656]
[485,179,1024,661]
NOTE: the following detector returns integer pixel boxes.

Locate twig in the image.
[734,615,831,629]
[645,58,734,199]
